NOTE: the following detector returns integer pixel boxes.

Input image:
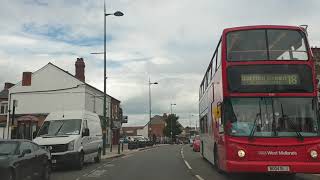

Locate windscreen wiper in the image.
[54,122,65,136]
[280,104,304,141]
[249,99,262,140]
[248,113,261,140]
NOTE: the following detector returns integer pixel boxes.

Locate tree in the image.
[163,114,182,142]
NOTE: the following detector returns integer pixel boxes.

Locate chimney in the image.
[75,58,85,82]
[4,82,14,90]
[22,72,32,86]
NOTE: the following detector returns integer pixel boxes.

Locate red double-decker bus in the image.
[199,25,320,175]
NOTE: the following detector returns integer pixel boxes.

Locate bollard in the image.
[121,142,124,152]
[118,142,121,154]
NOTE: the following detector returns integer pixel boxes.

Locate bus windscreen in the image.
[227,64,313,93]
[227,29,308,61]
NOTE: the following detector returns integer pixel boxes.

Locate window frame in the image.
[0,101,8,115]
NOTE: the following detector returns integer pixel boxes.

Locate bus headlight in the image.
[68,140,75,151]
[310,150,318,159]
[238,150,246,158]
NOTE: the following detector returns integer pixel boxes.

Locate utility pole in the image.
[170,103,176,143]
[148,77,158,137]
[101,0,124,155]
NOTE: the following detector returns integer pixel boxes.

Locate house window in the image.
[0,102,8,115]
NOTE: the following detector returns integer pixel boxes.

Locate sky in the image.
[1,0,320,127]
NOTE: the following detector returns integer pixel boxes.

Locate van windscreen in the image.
[37,119,82,136]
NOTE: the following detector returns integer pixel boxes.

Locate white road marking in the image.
[195,175,205,180]
[122,154,132,159]
[75,178,80,180]
[104,164,115,167]
[89,169,96,174]
[181,147,186,159]
[184,160,192,170]
[87,170,106,178]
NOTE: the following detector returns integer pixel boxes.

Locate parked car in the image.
[0,139,51,180]
[127,136,138,149]
[144,137,154,146]
[33,110,103,170]
[134,136,147,148]
[119,137,130,144]
[192,135,201,152]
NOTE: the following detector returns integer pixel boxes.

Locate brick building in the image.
[122,126,144,136]
[148,114,167,139]
[0,82,14,138]
[122,114,167,143]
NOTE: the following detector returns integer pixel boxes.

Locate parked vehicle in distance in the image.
[33,110,103,170]
[192,135,201,152]
[189,135,195,147]
[134,136,147,148]
[0,139,51,180]
[127,136,138,149]
[144,137,154,146]
[120,137,130,144]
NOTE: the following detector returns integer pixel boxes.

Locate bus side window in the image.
[215,38,222,72]
[216,41,221,71]
[205,116,208,133]
[215,103,223,133]
[200,115,208,134]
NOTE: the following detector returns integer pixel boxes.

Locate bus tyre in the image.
[214,148,223,174]
[94,149,101,163]
[76,152,84,170]
[201,141,204,158]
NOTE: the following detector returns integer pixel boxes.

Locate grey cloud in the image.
[1,0,320,127]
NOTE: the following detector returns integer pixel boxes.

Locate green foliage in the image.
[163,114,182,140]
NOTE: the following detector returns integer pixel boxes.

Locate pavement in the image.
[51,144,320,180]
[101,143,167,159]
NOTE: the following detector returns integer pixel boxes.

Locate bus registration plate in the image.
[267,166,290,172]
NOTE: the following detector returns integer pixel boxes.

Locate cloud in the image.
[0,0,320,127]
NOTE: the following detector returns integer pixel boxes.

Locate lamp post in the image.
[99,1,124,156]
[189,114,195,139]
[148,77,158,137]
[170,103,176,143]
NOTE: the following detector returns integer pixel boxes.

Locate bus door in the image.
[213,102,226,167]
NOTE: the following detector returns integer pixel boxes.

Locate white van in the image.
[33,110,103,169]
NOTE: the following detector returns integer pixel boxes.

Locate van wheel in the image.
[94,149,101,163]
[76,152,84,170]
[214,147,223,174]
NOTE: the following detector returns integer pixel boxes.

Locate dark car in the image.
[0,139,51,180]
[134,136,146,148]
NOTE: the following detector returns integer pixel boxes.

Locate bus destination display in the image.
[227,64,313,93]
[241,74,300,86]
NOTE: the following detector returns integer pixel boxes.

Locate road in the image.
[52,144,319,180]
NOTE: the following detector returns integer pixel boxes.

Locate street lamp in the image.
[101,1,124,156]
[170,103,176,142]
[189,114,195,139]
[148,77,158,137]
